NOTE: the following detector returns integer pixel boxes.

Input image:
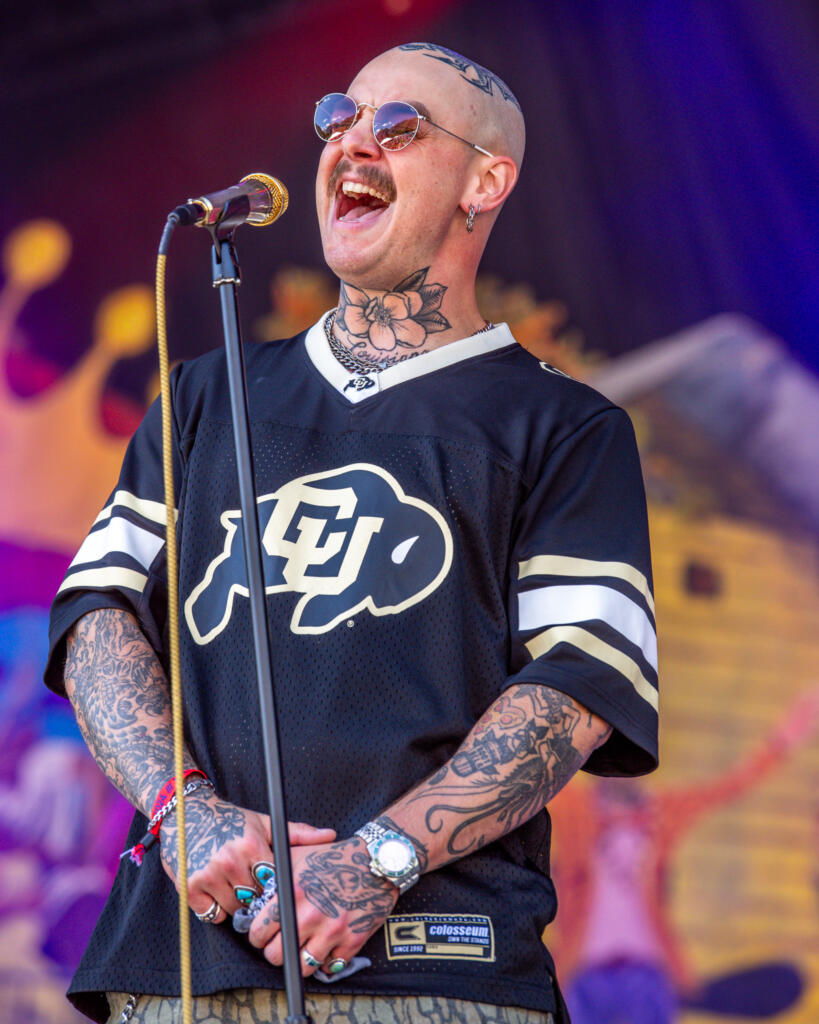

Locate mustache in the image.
[327,159,396,203]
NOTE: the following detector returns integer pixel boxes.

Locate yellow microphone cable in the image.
[155,212,193,1024]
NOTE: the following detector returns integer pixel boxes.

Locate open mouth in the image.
[336,181,392,223]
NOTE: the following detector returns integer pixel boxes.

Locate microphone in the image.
[173,173,289,230]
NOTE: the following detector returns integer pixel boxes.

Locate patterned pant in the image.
[106,989,556,1024]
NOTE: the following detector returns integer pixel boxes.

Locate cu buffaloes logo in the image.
[184,463,453,643]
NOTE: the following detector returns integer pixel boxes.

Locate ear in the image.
[461,156,518,215]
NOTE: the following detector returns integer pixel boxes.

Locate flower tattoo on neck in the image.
[336,268,451,354]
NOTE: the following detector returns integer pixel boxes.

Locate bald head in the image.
[357,42,526,170]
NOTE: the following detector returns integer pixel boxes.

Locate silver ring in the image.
[194,899,222,923]
[327,957,348,974]
[301,947,321,969]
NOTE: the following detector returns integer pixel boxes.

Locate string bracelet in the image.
[150,767,207,819]
[122,770,214,866]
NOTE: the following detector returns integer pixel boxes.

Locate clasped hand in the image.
[247,836,398,974]
[159,790,397,975]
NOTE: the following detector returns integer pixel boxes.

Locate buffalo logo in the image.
[184,463,453,643]
[344,375,376,392]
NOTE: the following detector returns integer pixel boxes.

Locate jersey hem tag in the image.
[384,913,495,962]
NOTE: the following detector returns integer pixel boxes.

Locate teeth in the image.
[341,181,390,204]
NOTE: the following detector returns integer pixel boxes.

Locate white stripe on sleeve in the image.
[69,516,165,573]
[518,583,657,670]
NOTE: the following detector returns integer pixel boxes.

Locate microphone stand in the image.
[209,226,311,1024]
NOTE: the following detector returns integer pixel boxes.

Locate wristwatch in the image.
[355,821,420,894]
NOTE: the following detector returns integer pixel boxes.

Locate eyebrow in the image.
[409,100,433,120]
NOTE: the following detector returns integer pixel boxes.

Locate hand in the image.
[248,836,398,975]
[159,789,336,924]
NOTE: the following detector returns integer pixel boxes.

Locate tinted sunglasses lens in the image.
[373,101,420,150]
[314,93,358,141]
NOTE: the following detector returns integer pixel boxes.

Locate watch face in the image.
[375,836,413,875]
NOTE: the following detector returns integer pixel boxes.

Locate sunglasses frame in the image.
[314,93,494,158]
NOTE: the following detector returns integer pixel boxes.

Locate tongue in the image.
[340,200,387,222]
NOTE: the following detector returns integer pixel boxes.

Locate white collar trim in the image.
[304,311,516,404]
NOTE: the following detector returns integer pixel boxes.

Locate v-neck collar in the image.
[303,311,517,404]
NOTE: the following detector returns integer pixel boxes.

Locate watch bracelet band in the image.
[355,821,389,846]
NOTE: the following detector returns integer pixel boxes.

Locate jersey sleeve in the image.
[44,389,181,696]
[506,405,658,776]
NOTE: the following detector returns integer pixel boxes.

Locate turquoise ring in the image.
[252,861,276,888]
[233,884,260,907]
[327,957,348,975]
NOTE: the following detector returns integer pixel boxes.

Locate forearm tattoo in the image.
[64,608,192,815]
[297,838,396,934]
[410,685,610,860]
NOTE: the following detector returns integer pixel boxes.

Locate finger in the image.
[188,859,256,917]
[262,930,283,967]
[287,822,337,845]
[190,870,244,915]
[248,896,282,949]
[190,843,272,915]
[319,928,373,975]
[293,919,349,977]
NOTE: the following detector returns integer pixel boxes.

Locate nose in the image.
[340,105,382,162]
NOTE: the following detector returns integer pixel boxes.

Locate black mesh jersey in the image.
[46,316,658,1022]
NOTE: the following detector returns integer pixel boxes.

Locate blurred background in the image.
[1,1,817,1022]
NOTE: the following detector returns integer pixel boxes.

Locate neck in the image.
[331,266,486,370]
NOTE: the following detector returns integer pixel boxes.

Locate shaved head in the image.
[359,42,526,170]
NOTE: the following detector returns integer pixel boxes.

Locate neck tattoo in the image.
[324,309,496,375]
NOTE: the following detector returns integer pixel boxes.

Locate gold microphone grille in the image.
[240,173,290,227]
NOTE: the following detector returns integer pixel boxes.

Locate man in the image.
[45,43,658,1024]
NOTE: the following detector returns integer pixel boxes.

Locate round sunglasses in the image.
[314,93,494,157]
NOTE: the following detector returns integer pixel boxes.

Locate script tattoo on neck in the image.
[297,838,397,934]
[64,608,191,814]
[398,43,521,111]
[415,685,609,860]
[334,267,450,369]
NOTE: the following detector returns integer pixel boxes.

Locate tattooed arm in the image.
[385,683,611,867]
[250,683,610,973]
[64,607,334,921]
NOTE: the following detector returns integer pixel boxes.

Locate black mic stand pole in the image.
[209,226,311,1024]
